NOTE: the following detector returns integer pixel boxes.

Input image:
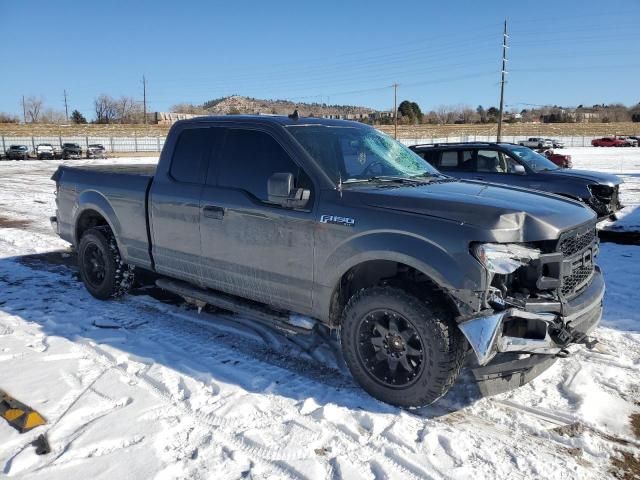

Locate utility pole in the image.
[142,74,147,124]
[497,19,508,142]
[392,83,399,139]
[22,95,27,123]
[63,89,69,121]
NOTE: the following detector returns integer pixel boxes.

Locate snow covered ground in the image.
[0,150,638,479]
[563,147,640,234]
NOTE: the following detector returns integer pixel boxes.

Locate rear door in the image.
[199,126,316,313]
[149,127,213,284]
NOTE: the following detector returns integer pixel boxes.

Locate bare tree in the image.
[434,105,451,124]
[94,94,117,124]
[24,96,44,123]
[40,108,67,124]
[170,103,207,114]
[460,105,477,124]
[0,112,20,123]
[115,96,143,123]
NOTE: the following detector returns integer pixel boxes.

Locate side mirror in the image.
[268,172,310,209]
[513,164,526,175]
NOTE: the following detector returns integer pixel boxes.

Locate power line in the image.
[393,83,399,139]
[497,19,508,143]
[63,90,69,121]
[142,74,147,124]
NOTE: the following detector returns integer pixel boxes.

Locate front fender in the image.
[316,231,485,318]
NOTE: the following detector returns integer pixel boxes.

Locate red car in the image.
[537,149,572,168]
[591,137,632,147]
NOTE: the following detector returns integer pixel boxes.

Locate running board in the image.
[155,278,314,335]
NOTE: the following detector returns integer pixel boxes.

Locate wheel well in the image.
[76,209,110,242]
[329,260,458,326]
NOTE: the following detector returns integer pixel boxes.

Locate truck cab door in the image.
[199,127,315,314]
[149,127,213,284]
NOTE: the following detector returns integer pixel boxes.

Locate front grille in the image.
[558,226,596,257]
[561,264,594,297]
[557,223,597,298]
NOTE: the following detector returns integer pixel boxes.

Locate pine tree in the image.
[71,110,87,124]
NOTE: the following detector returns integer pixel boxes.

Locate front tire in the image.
[340,286,465,408]
[78,227,134,299]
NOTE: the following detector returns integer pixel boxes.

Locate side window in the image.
[460,150,474,170]
[503,155,522,173]
[415,149,438,167]
[218,129,312,203]
[170,128,212,184]
[476,150,522,173]
[477,150,506,173]
[439,151,459,169]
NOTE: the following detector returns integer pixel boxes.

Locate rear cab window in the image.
[170,127,220,184]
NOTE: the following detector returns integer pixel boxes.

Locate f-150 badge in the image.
[320,215,355,227]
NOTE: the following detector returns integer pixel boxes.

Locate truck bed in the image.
[53,163,156,269]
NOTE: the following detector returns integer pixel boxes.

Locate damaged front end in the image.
[457,221,604,394]
[587,184,623,219]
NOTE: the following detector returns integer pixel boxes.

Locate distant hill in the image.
[202,95,379,118]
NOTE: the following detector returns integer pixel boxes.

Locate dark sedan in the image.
[410,142,622,220]
[5,145,30,160]
[62,143,83,159]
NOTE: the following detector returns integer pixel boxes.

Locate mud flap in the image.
[471,354,558,397]
[0,390,46,433]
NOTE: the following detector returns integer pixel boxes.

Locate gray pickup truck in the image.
[51,116,604,407]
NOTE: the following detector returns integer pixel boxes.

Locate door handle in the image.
[203,205,225,219]
[474,176,485,181]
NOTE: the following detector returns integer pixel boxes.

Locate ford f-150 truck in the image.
[50,116,605,407]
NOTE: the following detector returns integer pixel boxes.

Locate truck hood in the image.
[545,168,622,186]
[356,179,595,240]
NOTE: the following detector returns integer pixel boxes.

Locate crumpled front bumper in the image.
[458,266,604,367]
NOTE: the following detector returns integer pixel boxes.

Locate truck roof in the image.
[174,115,371,129]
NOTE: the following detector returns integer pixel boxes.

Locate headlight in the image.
[472,243,541,275]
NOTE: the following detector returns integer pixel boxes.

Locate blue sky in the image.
[1,0,639,120]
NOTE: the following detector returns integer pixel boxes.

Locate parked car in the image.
[410,142,622,219]
[628,135,640,145]
[519,137,553,149]
[5,145,30,160]
[616,136,638,147]
[35,144,55,160]
[545,138,564,149]
[86,144,107,159]
[51,116,605,407]
[62,143,83,159]
[537,148,572,168]
[591,137,631,147]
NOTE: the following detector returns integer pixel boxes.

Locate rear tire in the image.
[340,286,465,408]
[78,227,135,300]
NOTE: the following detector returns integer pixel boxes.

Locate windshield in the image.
[286,125,440,183]
[505,145,560,172]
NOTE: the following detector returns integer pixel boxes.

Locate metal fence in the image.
[397,135,620,148]
[0,134,631,155]
[0,135,165,154]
